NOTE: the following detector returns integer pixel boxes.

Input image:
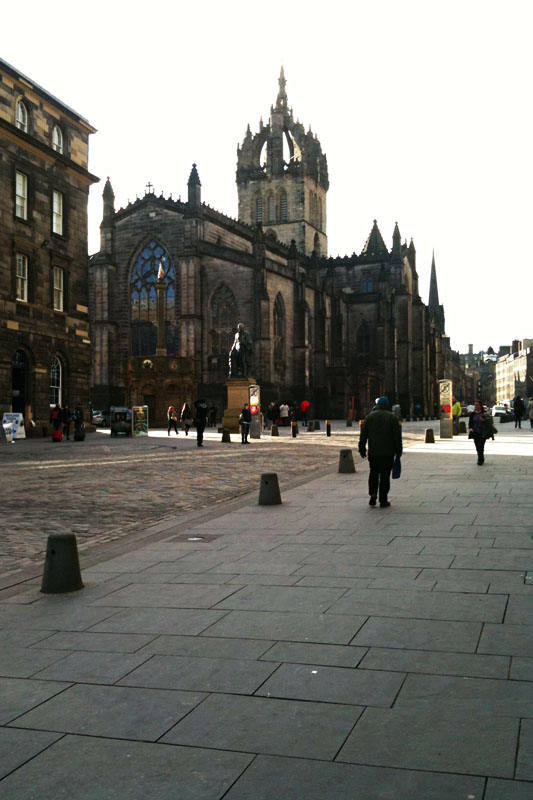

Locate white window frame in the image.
[15,171,28,219]
[53,266,64,311]
[16,253,28,302]
[52,125,63,154]
[49,356,62,407]
[16,100,28,132]
[52,190,63,235]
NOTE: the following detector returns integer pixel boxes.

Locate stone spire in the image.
[428,250,445,333]
[360,220,388,259]
[102,177,115,221]
[187,163,201,208]
[276,65,288,109]
[392,221,401,256]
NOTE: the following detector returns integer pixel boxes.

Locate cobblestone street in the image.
[2,423,410,581]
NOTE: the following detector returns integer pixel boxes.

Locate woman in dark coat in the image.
[468,401,492,465]
[181,403,193,436]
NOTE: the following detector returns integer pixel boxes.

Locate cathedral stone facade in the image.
[90,70,455,424]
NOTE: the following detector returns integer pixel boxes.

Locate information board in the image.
[439,379,453,439]
[132,405,149,437]
[2,412,26,440]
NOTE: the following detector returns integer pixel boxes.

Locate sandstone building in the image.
[0,58,98,431]
[90,70,457,423]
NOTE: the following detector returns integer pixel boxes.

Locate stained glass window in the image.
[130,240,176,356]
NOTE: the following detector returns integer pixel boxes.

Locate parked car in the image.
[92,410,105,426]
[491,404,509,417]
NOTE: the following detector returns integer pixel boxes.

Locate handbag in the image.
[392,454,401,479]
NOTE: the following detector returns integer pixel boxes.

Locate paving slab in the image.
[136,634,273,659]
[360,647,510,679]
[8,683,206,741]
[0,727,61,781]
[485,779,533,799]
[395,673,533,717]
[350,617,482,652]
[259,641,367,668]
[327,587,506,622]
[90,582,239,608]
[0,605,121,631]
[478,623,533,657]
[0,677,70,725]
[30,631,157,653]
[88,607,228,635]
[0,646,71,678]
[162,692,362,759]
[504,596,533,624]
[510,657,533,681]
[0,734,253,799]
[201,609,366,643]
[255,663,404,706]
[214,585,347,613]
[516,719,533,780]
[223,754,486,800]
[337,707,519,777]
[30,649,153,684]
[119,654,278,694]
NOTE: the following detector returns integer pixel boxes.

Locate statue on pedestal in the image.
[229,323,253,378]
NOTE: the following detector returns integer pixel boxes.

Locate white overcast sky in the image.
[2,0,531,354]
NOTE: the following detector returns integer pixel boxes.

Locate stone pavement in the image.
[0,427,532,798]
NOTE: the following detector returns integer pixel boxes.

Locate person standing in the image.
[181,402,193,435]
[209,405,218,428]
[528,397,533,429]
[279,402,289,426]
[240,402,252,444]
[194,399,208,447]
[468,401,493,465]
[452,396,462,435]
[358,396,402,508]
[61,404,72,441]
[513,395,525,429]
[299,399,310,427]
[167,406,179,436]
[50,404,62,441]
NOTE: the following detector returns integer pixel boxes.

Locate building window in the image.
[52,190,63,235]
[53,266,64,311]
[16,253,28,302]
[280,191,288,221]
[130,240,176,356]
[52,125,63,154]
[49,356,62,407]
[16,100,28,132]
[15,171,28,219]
[255,196,264,223]
[267,194,275,222]
[273,293,286,366]
[361,275,373,293]
[209,285,238,355]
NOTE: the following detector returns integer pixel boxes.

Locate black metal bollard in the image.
[41,533,84,594]
[258,473,282,505]
[221,429,231,443]
[459,421,467,434]
[326,420,331,437]
[271,425,279,437]
[346,419,353,427]
[291,421,298,438]
[338,448,356,473]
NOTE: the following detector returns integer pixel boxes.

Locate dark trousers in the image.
[168,419,178,435]
[473,434,486,463]
[515,414,522,428]
[196,422,206,446]
[63,422,70,440]
[530,418,533,429]
[368,456,394,503]
[241,422,250,442]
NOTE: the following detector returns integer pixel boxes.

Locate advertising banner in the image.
[132,406,149,437]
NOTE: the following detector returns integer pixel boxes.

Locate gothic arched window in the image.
[52,125,64,154]
[267,193,275,222]
[130,240,176,356]
[361,275,373,293]
[49,355,62,406]
[209,285,238,356]
[273,293,286,367]
[280,191,288,221]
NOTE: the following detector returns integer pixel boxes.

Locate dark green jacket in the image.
[359,409,402,458]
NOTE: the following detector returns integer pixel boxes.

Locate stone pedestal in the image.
[222,377,257,433]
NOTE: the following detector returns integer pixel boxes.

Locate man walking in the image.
[194,399,208,447]
[358,396,402,508]
[513,395,525,429]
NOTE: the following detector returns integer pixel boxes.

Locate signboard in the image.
[2,412,25,440]
[439,379,453,439]
[132,405,149,437]
[248,384,260,416]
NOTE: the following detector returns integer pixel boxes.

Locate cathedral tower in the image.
[236,67,329,255]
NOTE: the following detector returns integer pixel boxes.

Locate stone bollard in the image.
[291,421,298,438]
[424,428,435,444]
[258,473,282,505]
[314,420,321,431]
[459,421,467,434]
[221,429,231,443]
[346,419,353,427]
[326,420,331,437]
[308,420,314,432]
[271,425,279,437]
[41,533,84,594]
[338,448,356,473]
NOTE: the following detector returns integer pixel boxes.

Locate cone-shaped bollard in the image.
[314,420,321,430]
[346,419,353,427]
[459,420,467,434]
[308,420,314,432]
[424,428,435,444]
[338,448,356,473]
[221,429,231,443]
[258,473,282,505]
[41,533,84,594]
[271,425,279,437]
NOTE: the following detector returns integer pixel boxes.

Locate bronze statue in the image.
[229,323,253,378]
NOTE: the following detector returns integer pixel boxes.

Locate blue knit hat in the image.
[376,397,390,409]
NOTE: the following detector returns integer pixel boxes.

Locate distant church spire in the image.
[276,65,288,108]
[187,163,201,208]
[428,250,439,309]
